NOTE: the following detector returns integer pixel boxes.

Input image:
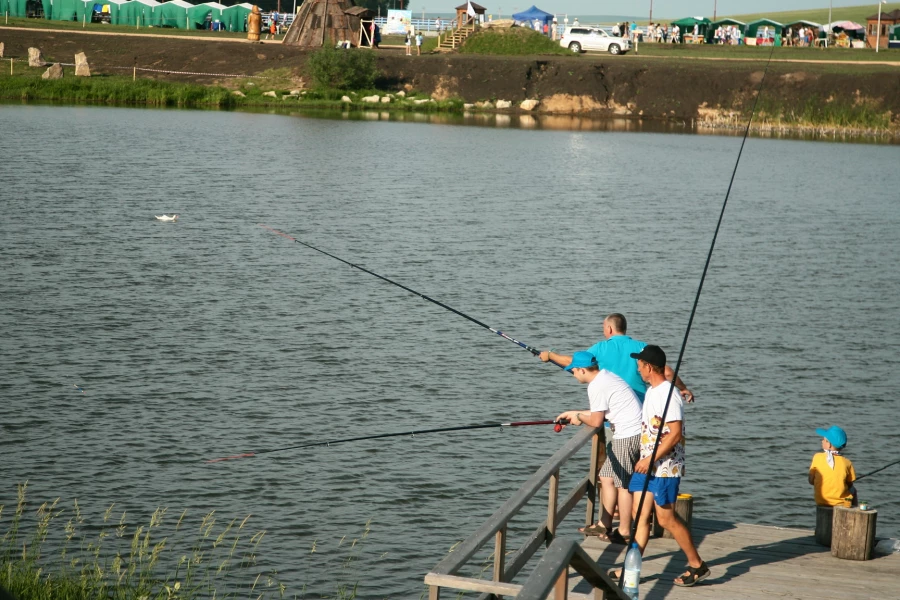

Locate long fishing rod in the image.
[856,458,900,482]
[259,224,564,369]
[621,43,779,588]
[206,419,568,463]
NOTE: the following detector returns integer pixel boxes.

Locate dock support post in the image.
[832,506,877,561]
[585,430,604,532]
[493,525,506,583]
[815,505,834,547]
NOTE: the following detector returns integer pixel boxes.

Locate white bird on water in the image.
[155,214,179,222]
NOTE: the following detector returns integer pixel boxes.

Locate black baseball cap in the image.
[630,345,666,368]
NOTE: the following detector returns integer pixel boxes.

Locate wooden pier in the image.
[572,517,900,599]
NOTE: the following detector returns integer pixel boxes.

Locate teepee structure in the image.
[282,0,373,47]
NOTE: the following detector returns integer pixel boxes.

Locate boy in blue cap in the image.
[809,425,857,507]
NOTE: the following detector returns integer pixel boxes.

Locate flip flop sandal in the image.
[673,562,710,587]
[607,568,621,580]
[607,529,630,545]
[578,524,608,536]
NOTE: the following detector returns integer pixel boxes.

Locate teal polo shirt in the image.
[585,335,648,400]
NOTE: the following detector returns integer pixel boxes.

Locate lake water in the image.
[1,105,898,598]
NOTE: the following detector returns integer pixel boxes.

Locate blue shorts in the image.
[628,472,680,506]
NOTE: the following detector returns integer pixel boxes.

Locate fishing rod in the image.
[856,458,900,482]
[206,419,569,463]
[621,42,779,589]
[259,224,564,369]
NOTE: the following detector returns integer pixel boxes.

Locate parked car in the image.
[559,26,631,54]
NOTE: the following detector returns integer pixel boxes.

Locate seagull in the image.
[155,214,179,222]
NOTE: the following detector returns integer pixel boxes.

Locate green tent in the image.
[746,18,784,45]
[187,1,225,29]
[221,2,251,32]
[115,0,159,25]
[1,0,28,17]
[707,18,744,42]
[48,0,81,20]
[670,16,712,41]
[155,0,191,28]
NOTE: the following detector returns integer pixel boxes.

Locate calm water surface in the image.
[1,105,898,597]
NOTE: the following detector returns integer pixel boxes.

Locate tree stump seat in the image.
[831,506,877,561]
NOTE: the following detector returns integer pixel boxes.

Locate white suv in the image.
[560,26,631,54]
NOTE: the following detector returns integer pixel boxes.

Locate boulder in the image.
[397,90,406,97]
[42,63,63,80]
[289,89,301,95]
[520,98,540,111]
[413,98,430,105]
[340,95,352,103]
[380,96,391,103]
[475,101,494,109]
[28,47,46,67]
[0,42,5,59]
[232,90,246,97]
[263,90,277,97]
[74,52,90,77]
[361,95,380,103]
[463,103,475,110]
[496,99,512,109]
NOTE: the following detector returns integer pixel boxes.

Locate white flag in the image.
[466,1,476,17]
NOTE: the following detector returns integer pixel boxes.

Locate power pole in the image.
[649,0,653,23]
[713,0,717,22]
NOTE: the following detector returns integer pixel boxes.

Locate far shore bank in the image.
[1,26,898,139]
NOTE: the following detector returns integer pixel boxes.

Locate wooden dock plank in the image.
[570,518,900,599]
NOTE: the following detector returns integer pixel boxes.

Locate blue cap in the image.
[816,425,847,449]
[565,351,598,372]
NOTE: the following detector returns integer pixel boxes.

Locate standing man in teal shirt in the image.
[539,313,694,402]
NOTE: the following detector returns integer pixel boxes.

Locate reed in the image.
[0,482,368,600]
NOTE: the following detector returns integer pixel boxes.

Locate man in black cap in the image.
[617,345,709,587]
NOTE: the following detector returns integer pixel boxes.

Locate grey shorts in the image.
[599,433,641,488]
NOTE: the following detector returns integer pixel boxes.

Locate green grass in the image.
[724,2,900,27]
[0,483,376,600]
[459,27,572,55]
[632,41,900,62]
[0,16,258,38]
[755,94,892,129]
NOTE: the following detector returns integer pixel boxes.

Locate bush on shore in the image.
[305,46,379,90]
[460,27,572,56]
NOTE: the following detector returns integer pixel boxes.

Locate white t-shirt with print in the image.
[587,370,642,439]
[639,381,685,477]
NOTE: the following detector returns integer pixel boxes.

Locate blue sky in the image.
[417,1,880,18]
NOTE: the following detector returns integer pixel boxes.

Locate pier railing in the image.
[424,425,627,599]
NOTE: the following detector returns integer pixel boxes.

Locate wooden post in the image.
[547,469,559,543]
[493,525,506,583]
[585,430,604,532]
[815,505,834,547]
[831,506,877,561]
[428,585,440,600]
[10,58,12,75]
[653,493,693,539]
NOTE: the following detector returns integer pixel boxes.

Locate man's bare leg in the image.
[655,501,704,581]
[599,476,618,531]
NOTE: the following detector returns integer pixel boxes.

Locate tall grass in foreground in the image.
[459,28,572,56]
[0,483,369,600]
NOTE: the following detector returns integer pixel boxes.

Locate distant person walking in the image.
[415,31,423,55]
[405,30,412,55]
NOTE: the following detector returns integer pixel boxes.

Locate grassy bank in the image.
[0,483,375,600]
[0,16,254,39]
[632,42,900,63]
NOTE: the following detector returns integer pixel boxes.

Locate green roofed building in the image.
[115,0,159,25]
[746,18,784,45]
[1,0,29,18]
[221,2,252,32]
[670,16,712,42]
[707,18,744,42]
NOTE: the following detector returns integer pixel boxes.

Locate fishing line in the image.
[205,419,567,463]
[855,458,900,481]
[259,224,563,368]
[621,43,779,587]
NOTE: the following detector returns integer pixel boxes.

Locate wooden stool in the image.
[815,505,833,547]
[831,506,877,561]
[653,493,693,539]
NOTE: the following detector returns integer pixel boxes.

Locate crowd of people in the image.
[541,312,859,588]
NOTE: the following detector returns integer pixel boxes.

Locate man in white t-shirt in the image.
[615,345,709,587]
[556,351,643,545]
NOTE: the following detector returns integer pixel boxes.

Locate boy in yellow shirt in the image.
[808,425,857,507]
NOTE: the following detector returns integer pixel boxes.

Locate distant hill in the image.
[724,2,900,25]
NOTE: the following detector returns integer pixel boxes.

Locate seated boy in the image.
[808,425,857,507]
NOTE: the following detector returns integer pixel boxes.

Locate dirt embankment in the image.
[2,27,899,130]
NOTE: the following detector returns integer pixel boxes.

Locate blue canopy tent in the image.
[512,5,553,28]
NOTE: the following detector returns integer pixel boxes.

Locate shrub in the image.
[306,46,379,90]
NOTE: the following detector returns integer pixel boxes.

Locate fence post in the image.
[493,525,507,583]
[585,430,604,531]
[547,469,560,543]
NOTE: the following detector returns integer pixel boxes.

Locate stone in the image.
[397,90,406,97]
[0,42,4,59]
[380,96,391,103]
[520,98,540,111]
[361,95,379,103]
[289,89,301,96]
[42,63,63,80]
[340,95,352,103]
[246,82,255,86]
[263,91,277,97]
[496,99,512,109]
[413,98,430,105]
[74,52,90,77]
[463,103,475,110]
[28,47,46,67]
[232,90,246,97]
